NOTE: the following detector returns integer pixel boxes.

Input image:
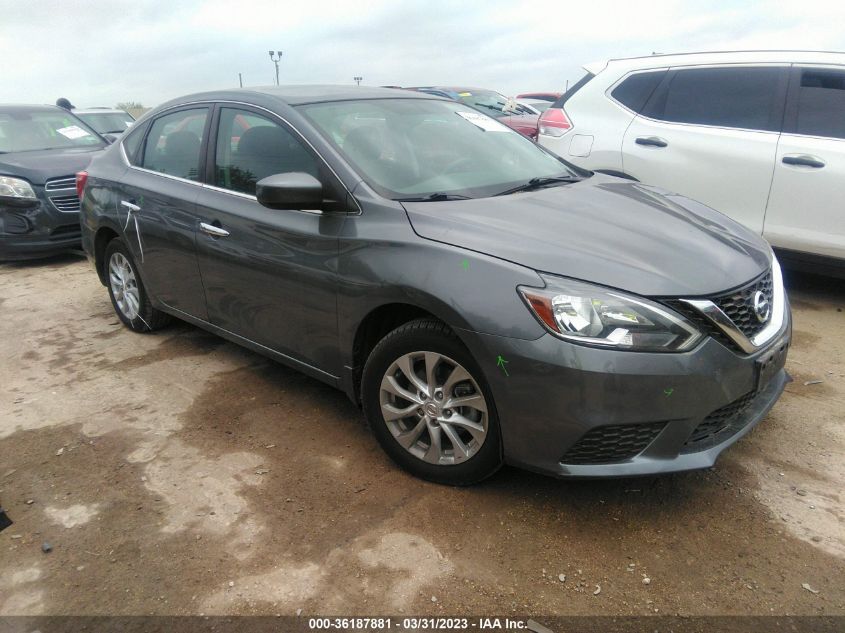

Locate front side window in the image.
[644,66,785,132]
[214,108,319,195]
[298,98,578,199]
[795,69,845,139]
[141,108,208,180]
[0,109,104,153]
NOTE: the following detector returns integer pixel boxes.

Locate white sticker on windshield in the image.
[455,110,512,132]
[56,125,91,139]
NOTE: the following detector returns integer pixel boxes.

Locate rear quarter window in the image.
[610,70,667,113]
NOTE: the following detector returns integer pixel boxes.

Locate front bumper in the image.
[0,199,81,261]
[457,313,791,478]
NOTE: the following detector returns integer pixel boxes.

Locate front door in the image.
[194,106,348,374]
[764,66,845,259]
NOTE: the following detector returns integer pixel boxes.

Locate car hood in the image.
[0,147,103,186]
[402,175,771,297]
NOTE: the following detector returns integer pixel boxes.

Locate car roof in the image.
[408,86,499,94]
[0,104,69,115]
[588,50,845,74]
[157,85,440,109]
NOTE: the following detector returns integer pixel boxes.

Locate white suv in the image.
[538,51,845,273]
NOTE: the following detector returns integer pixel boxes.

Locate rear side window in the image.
[610,70,666,113]
[644,67,785,132]
[794,69,845,139]
[141,108,209,180]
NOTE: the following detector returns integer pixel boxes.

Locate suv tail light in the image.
[538,108,572,138]
[76,171,88,198]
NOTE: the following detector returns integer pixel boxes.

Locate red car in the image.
[404,87,540,140]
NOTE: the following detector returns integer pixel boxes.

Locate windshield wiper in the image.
[494,175,582,197]
[395,192,473,202]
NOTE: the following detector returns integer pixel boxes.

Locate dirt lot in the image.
[1,254,843,617]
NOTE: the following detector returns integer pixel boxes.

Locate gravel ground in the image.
[0,254,843,616]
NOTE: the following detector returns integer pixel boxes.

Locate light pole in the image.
[268,50,283,86]
[353,76,363,86]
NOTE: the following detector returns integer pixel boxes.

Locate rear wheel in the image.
[105,238,171,332]
[362,318,503,485]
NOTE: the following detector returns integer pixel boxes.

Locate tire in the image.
[361,318,503,485]
[104,238,171,333]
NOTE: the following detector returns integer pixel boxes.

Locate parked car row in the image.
[402,86,542,140]
[73,84,790,484]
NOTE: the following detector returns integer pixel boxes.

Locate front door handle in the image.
[199,222,230,238]
[635,136,668,148]
[782,154,825,169]
[120,200,141,212]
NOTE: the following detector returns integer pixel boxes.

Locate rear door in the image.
[763,65,845,259]
[120,106,210,319]
[194,105,348,374]
[621,65,788,233]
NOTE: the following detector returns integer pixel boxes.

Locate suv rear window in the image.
[794,69,845,139]
[643,66,785,132]
[611,70,666,113]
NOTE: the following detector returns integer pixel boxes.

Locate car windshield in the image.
[0,110,104,153]
[76,111,134,134]
[298,98,579,199]
[453,91,533,117]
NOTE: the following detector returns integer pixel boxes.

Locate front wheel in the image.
[361,319,503,485]
[104,238,171,332]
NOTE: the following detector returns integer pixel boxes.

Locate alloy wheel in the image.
[108,252,140,320]
[379,351,488,465]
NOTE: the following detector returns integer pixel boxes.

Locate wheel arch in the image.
[346,300,470,404]
[93,224,121,286]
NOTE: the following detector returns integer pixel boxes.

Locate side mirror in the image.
[256,172,323,211]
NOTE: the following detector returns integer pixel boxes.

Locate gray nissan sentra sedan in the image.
[78,86,791,485]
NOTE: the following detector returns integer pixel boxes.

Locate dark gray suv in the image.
[1,105,105,260]
[79,86,791,484]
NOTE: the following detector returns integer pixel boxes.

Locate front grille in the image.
[561,422,666,465]
[681,391,758,453]
[50,224,81,241]
[666,300,735,349]
[45,176,77,191]
[49,194,81,213]
[712,271,773,339]
[665,268,774,354]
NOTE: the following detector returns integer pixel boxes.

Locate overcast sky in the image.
[1,0,844,109]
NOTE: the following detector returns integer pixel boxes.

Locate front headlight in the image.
[0,176,37,200]
[519,275,702,352]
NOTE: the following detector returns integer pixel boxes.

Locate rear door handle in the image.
[635,136,668,148]
[782,154,825,168]
[120,200,141,212]
[199,222,230,238]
